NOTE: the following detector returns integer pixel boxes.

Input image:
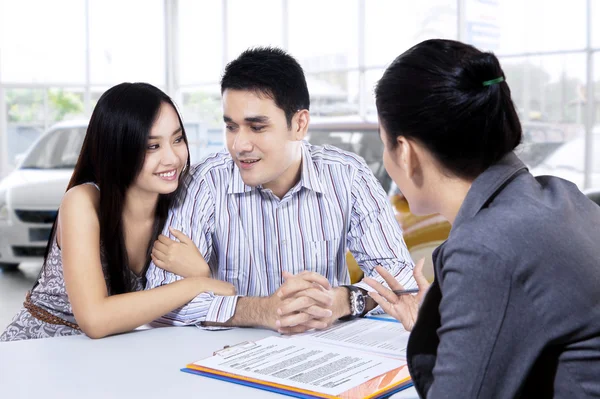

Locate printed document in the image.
[188,318,411,396]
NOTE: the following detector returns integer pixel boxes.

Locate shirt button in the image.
[281,240,287,246]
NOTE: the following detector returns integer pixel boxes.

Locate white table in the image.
[0,326,418,398]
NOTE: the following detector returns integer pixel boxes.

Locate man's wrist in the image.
[333,286,352,320]
[225,296,277,329]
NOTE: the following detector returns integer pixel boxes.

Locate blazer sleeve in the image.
[427,245,514,398]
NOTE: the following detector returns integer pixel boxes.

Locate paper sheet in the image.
[192,335,406,396]
[297,318,409,359]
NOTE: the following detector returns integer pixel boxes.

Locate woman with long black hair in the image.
[1,82,234,341]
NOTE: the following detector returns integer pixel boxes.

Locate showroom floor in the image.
[0,262,41,330]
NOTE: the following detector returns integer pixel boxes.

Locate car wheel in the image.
[0,262,19,272]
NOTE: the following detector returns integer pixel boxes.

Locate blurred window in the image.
[307,71,359,117]
[179,0,223,85]
[89,0,165,85]
[365,0,456,67]
[0,0,86,83]
[307,127,390,191]
[288,0,358,71]
[227,0,283,60]
[365,68,384,117]
[491,0,586,54]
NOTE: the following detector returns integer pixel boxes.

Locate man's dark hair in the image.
[221,47,310,128]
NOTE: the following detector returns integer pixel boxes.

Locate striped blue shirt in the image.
[146,141,415,326]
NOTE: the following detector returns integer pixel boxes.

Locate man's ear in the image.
[292,110,310,140]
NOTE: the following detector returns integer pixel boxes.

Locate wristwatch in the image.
[340,285,368,320]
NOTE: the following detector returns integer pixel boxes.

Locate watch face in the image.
[356,293,366,313]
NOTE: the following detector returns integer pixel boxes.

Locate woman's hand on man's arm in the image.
[151,227,211,278]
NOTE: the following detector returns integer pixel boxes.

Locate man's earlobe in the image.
[294,110,310,140]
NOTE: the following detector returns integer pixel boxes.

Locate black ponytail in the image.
[376,39,522,179]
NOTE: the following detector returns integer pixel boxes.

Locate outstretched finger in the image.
[369,292,416,331]
[413,258,431,293]
[363,277,400,305]
[169,227,193,244]
[374,266,404,291]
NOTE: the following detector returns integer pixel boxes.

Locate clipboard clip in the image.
[213,340,257,357]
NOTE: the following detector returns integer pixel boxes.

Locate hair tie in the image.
[482,77,504,87]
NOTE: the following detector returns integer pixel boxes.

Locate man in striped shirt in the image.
[147,47,416,333]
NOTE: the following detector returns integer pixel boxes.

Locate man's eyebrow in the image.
[224,115,270,124]
[244,116,270,123]
[148,127,182,140]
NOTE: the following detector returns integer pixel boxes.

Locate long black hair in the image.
[375,39,522,179]
[41,82,190,294]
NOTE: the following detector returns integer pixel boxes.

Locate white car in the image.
[0,120,88,271]
[530,132,600,191]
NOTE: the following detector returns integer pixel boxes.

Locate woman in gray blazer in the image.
[365,39,600,398]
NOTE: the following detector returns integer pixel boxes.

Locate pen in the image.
[392,288,419,295]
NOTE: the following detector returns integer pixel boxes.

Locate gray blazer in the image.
[407,152,600,398]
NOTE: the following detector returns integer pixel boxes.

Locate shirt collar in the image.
[298,141,325,194]
[227,161,252,194]
[227,141,325,195]
[452,152,528,230]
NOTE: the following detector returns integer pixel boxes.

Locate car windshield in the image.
[20,127,87,170]
[307,129,391,192]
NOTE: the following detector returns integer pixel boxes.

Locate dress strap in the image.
[83,182,100,191]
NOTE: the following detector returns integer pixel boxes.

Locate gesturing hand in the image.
[363,258,430,331]
[151,227,211,278]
